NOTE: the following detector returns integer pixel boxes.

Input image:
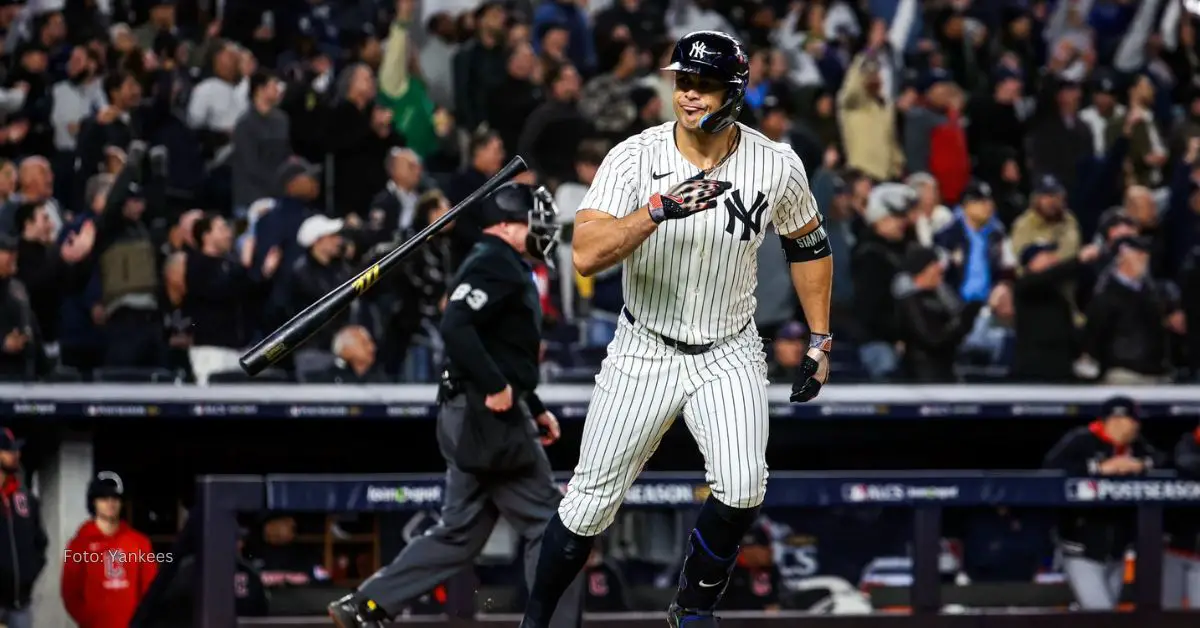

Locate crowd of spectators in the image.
[0,0,1197,385]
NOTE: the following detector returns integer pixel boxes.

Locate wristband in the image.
[647,194,668,223]
[809,333,833,353]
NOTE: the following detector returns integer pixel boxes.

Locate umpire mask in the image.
[527,186,562,269]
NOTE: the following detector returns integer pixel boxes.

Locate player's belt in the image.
[621,308,722,356]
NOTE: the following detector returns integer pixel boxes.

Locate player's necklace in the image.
[701,127,741,177]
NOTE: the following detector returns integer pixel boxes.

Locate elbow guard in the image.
[780,223,831,263]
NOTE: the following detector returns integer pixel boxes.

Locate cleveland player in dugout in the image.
[329,183,584,628]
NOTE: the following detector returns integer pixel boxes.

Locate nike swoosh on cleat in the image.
[698,580,723,588]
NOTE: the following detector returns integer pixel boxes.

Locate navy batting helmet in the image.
[662,31,749,134]
[479,182,562,268]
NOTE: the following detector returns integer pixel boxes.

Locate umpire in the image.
[329,183,584,628]
[1043,395,1163,609]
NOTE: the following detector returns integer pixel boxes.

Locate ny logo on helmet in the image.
[690,42,711,59]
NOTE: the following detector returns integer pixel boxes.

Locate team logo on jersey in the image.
[724,190,768,241]
[690,42,711,59]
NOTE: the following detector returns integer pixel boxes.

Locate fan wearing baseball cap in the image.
[1081,236,1181,385]
[284,214,354,353]
[0,428,47,627]
[1042,397,1164,609]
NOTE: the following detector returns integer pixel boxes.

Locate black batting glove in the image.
[648,179,731,223]
[790,333,832,403]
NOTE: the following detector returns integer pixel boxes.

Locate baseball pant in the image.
[1162,551,1200,609]
[1062,556,1125,609]
[357,396,584,627]
[559,313,769,537]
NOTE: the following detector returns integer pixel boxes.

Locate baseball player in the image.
[520,30,833,628]
[1043,396,1163,609]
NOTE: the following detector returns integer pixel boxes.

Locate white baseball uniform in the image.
[559,121,820,537]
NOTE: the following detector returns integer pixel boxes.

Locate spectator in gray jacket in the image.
[232,70,290,216]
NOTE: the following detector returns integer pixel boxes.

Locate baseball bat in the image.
[239,155,528,376]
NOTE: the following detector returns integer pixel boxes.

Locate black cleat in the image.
[328,594,384,628]
[667,602,720,628]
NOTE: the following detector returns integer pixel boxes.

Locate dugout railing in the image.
[190,471,1200,628]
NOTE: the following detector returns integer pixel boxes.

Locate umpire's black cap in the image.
[479,182,535,227]
[1101,396,1139,421]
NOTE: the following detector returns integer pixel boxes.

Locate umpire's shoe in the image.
[667,603,720,628]
[328,594,386,628]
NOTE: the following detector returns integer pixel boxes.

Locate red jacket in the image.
[62,520,158,628]
[928,108,970,205]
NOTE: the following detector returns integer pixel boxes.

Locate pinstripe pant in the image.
[559,314,770,537]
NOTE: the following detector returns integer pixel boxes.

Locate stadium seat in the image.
[207,368,292,384]
[93,367,181,383]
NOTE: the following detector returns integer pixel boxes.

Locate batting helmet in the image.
[86,471,124,516]
[479,182,562,268]
[662,31,749,134]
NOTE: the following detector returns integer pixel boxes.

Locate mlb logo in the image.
[1067,480,1098,501]
[844,484,868,502]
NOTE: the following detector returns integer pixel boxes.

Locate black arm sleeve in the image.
[439,265,518,394]
[525,391,547,417]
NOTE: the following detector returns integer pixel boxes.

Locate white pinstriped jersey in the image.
[578,121,820,345]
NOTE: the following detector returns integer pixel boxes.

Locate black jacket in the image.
[1181,246,1200,374]
[1043,422,1163,562]
[310,360,389,384]
[1012,258,1081,381]
[441,234,542,396]
[286,254,353,351]
[1167,429,1200,555]
[0,477,48,609]
[183,252,265,348]
[849,233,907,344]
[895,282,982,382]
[327,101,404,219]
[15,238,76,344]
[1083,274,1172,377]
[0,277,44,381]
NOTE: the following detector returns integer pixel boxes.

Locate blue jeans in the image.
[858,341,899,381]
[0,608,32,628]
[586,314,618,348]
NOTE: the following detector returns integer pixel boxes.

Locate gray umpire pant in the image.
[1062,556,1125,609]
[1163,551,1200,609]
[357,395,584,627]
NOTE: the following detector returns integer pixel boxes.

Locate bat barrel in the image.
[238,156,528,376]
